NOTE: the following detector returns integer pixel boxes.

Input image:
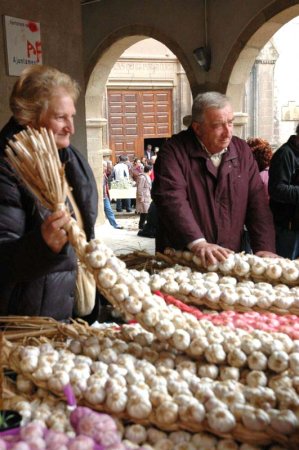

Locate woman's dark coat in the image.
[0,117,98,319]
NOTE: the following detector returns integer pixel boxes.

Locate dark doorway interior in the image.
[144,137,168,153]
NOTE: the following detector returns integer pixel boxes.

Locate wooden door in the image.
[108,89,172,162]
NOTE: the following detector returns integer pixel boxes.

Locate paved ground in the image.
[95,211,155,256]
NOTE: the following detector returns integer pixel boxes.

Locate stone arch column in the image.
[226,4,299,137]
[85,36,147,223]
[85,33,194,224]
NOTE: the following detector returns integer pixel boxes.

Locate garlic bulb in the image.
[198,364,219,380]
[156,319,176,340]
[142,307,161,327]
[250,257,267,275]
[125,424,147,444]
[241,407,270,431]
[265,263,282,280]
[97,268,118,288]
[86,250,107,268]
[273,294,294,310]
[246,370,267,388]
[191,432,218,449]
[247,351,268,371]
[268,351,289,373]
[16,374,36,394]
[124,296,143,315]
[219,366,240,381]
[289,352,299,375]
[111,283,129,302]
[150,390,172,407]
[146,428,168,445]
[171,329,190,351]
[217,439,239,450]
[220,287,239,305]
[150,275,167,291]
[155,401,179,425]
[282,262,299,281]
[241,338,261,355]
[106,389,128,413]
[178,398,205,423]
[83,383,106,404]
[233,259,250,277]
[127,396,152,419]
[206,286,221,304]
[205,344,226,364]
[218,254,236,273]
[227,349,247,368]
[106,256,126,273]
[32,363,53,381]
[19,348,39,372]
[47,370,70,392]
[269,409,298,434]
[207,407,236,433]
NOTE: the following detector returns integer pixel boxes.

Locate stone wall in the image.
[0,0,87,154]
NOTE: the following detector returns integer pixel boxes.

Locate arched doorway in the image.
[85,35,192,223]
[226,4,299,138]
[104,38,192,163]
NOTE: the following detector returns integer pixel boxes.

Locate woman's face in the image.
[39,90,76,149]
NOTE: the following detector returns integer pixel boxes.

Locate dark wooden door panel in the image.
[108,89,172,162]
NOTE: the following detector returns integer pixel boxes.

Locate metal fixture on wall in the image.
[193,0,211,71]
[193,46,211,71]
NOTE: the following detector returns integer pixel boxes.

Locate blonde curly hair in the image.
[10,65,80,127]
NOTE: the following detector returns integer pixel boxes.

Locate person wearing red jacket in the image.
[152,91,277,267]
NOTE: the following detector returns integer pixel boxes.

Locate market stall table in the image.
[109,187,136,201]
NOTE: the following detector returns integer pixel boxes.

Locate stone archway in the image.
[225,4,299,136]
[85,36,148,223]
[85,33,193,224]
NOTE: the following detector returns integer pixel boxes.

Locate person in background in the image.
[103,160,123,230]
[241,137,273,253]
[247,137,272,198]
[140,156,147,167]
[0,65,99,321]
[144,143,154,161]
[269,124,299,259]
[105,159,114,180]
[152,91,277,267]
[112,154,132,213]
[136,164,152,230]
[148,155,157,181]
[130,157,144,183]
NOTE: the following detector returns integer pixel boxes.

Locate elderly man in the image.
[152,91,277,266]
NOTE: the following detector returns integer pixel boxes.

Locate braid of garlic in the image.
[64,217,88,262]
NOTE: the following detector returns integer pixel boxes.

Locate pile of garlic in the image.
[9,392,75,435]
[164,248,299,286]
[149,265,299,314]
[8,394,289,449]
[6,323,299,445]
[120,425,289,450]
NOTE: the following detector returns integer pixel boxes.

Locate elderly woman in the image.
[0,65,99,320]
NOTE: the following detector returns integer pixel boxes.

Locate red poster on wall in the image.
[3,15,43,76]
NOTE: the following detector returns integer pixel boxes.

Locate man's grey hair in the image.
[192,92,231,123]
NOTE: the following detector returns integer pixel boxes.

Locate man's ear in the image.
[192,121,201,137]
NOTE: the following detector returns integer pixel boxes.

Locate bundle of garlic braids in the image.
[5,127,87,261]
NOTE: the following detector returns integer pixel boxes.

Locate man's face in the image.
[192,104,234,154]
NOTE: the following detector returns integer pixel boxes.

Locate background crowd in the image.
[103,145,158,237]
